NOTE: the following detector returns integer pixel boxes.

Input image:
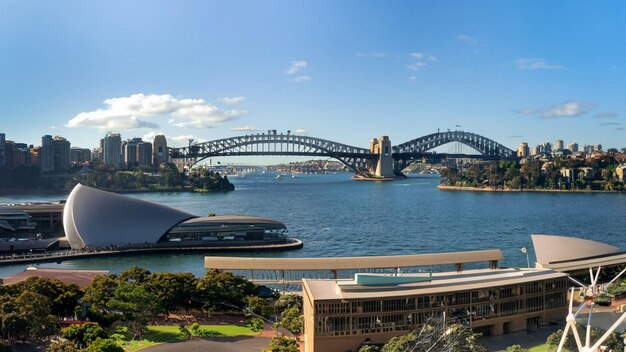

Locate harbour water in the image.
[0,172,625,277]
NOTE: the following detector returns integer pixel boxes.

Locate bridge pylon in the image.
[369,136,395,178]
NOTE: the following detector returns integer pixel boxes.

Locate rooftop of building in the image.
[179,215,285,227]
[2,267,109,288]
[302,267,567,301]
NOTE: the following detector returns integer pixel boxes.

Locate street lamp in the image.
[520,247,530,268]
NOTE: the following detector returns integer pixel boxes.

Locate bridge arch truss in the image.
[169,133,376,174]
[392,131,516,159]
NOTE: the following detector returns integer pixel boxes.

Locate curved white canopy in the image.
[532,234,619,265]
[63,184,196,249]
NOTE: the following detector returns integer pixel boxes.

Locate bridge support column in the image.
[370,136,395,178]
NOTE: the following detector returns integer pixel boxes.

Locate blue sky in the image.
[1,0,625,153]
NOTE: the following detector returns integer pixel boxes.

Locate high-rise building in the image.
[70,147,92,163]
[543,142,552,155]
[595,144,603,152]
[531,145,542,156]
[51,136,71,171]
[517,143,529,157]
[137,140,153,166]
[29,146,40,168]
[103,133,122,167]
[555,140,564,151]
[153,134,168,165]
[124,138,142,165]
[0,133,5,168]
[40,135,53,172]
[567,142,579,153]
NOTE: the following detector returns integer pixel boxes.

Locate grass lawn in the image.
[111,324,257,351]
[528,344,549,352]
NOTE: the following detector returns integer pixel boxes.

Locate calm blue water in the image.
[0,172,625,277]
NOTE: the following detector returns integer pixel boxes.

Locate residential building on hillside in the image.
[103,133,122,167]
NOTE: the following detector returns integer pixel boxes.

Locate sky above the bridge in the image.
[1,0,625,156]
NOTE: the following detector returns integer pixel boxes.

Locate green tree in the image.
[82,275,119,325]
[266,336,298,352]
[86,338,124,352]
[195,270,258,309]
[107,283,157,339]
[118,266,152,286]
[148,272,197,313]
[61,323,107,348]
[246,296,274,318]
[276,307,303,336]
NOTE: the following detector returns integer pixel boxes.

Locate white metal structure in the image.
[558,266,626,352]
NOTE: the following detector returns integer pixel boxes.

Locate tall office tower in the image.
[555,140,564,151]
[517,143,529,157]
[567,142,579,153]
[51,136,71,171]
[137,140,153,166]
[531,145,542,156]
[124,138,142,165]
[595,144,603,152]
[103,133,122,167]
[40,135,53,172]
[0,133,5,168]
[153,134,168,165]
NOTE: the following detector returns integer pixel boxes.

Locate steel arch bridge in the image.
[169,131,516,175]
[393,131,516,159]
[169,133,376,174]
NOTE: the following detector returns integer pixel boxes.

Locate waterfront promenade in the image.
[0,239,303,267]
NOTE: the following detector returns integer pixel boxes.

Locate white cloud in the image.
[285,60,307,74]
[218,96,245,105]
[516,101,590,119]
[515,108,541,115]
[169,135,207,147]
[409,76,417,81]
[543,101,589,118]
[407,62,427,71]
[409,52,423,60]
[294,128,307,134]
[142,131,166,142]
[292,75,312,82]
[457,34,478,45]
[428,55,438,62]
[515,58,563,70]
[67,93,243,130]
[231,125,260,132]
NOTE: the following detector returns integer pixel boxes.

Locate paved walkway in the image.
[141,336,271,352]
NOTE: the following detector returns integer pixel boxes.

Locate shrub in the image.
[251,317,264,332]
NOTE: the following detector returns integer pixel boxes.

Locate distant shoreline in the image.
[437,185,622,193]
[0,186,233,197]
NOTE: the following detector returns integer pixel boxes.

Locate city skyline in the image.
[1,1,625,152]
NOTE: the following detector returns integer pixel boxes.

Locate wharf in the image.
[0,239,303,267]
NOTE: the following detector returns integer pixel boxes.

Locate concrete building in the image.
[38,135,70,172]
[302,268,567,352]
[70,147,92,163]
[153,134,168,165]
[29,146,40,168]
[517,143,529,157]
[554,140,564,151]
[91,148,103,162]
[0,133,5,168]
[40,135,53,172]
[137,140,153,166]
[124,138,142,165]
[51,136,70,171]
[103,133,122,167]
[567,142,578,153]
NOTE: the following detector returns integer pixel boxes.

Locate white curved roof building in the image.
[64,184,196,248]
[63,184,295,250]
